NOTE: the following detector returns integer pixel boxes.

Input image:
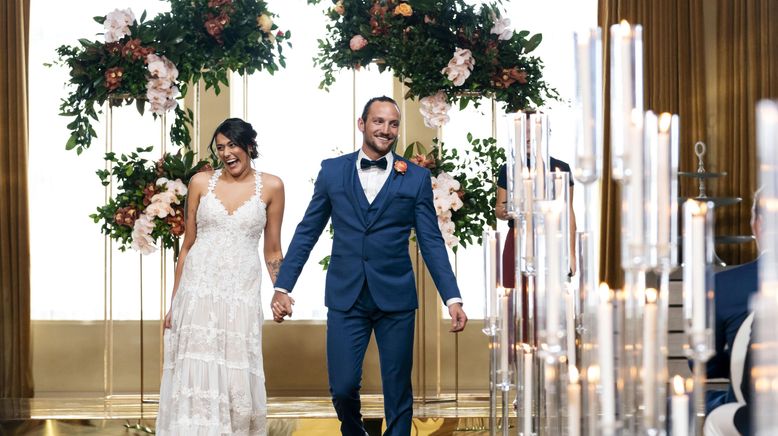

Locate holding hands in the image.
[271,291,295,322]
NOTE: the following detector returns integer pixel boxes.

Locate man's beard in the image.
[365,135,396,155]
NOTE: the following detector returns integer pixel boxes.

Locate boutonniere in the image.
[394,160,408,175]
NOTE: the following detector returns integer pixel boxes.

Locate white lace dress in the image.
[157,170,267,436]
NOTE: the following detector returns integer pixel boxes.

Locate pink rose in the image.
[349,35,368,51]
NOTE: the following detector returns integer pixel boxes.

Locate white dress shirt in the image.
[276,150,463,308]
[356,149,393,203]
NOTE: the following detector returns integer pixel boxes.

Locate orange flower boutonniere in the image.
[394,160,408,175]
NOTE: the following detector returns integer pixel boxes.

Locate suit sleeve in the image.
[274,162,332,292]
[413,171,462,303]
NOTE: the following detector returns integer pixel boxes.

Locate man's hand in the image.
[271,291,294,323]
[448,303,467,333]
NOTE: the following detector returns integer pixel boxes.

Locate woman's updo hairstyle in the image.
[208,118,259,160]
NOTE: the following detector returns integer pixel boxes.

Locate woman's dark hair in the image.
[208,118,259,160]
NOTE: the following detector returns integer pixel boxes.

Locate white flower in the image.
[166,179,187,197]
[147,54,178,81]
[145,200,174,218]
[155,177,170,187]
[131,231,157,255]
[131,214,157,255]
[104,8,136,43]
[152,190,179,205]
[419,91,451,128]
[441,48,475,87]
[449,194,464,211]
[146,55,180,115]
[438,209,452,222]
[490,16,513,40]
[430,176,438,190]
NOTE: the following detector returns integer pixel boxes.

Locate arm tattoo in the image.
[266,257,284,284]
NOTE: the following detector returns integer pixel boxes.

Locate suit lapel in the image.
[343,153,368,228]
[366,154,405,229]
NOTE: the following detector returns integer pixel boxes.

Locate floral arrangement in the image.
[404,133,505,251]
[55,0,290,154]
[312,0,557,127]
[90,147,211,257]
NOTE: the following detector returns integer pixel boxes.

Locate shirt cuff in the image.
[445,298,463,307]
[274,287,290,294]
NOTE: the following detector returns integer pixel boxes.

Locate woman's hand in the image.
[164,309,173,329]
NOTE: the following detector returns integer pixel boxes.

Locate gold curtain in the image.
[0,0,33,397]
[598,0,707,288]
[709,0,778,265]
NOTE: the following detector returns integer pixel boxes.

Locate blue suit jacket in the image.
[275,151,461,312]
[707,259,758,405]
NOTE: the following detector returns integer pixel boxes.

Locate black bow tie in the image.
[360,157,388,170]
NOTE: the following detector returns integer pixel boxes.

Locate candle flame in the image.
[618,20,631,36]
[569,366,580,384]
[522,167,530,179]
[684,199,706,215]
[645,288,658,304]
[659,113,673,132]
[598,282,611,302]
[685,377,694,392]
[587,365,600,383]
[672,375,685,395]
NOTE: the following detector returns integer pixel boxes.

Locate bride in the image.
[156,118,286,435]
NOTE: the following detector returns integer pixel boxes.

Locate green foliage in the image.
[90,147,212,253]
[313,0,557,112]
[405,133,505,251]
[55,0,291,153]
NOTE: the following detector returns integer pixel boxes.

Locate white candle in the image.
[523,347,533,436]
[609,21,643,181]
[487,229,499,330]
[683,201,707,332]
[500,291,510,384]
[671,375,689,436]
[545,205,562,346]
[656,114,673,261]
[565,285,577,368]
[523,169,535,264]
[642,288,658,420]
[596,283,616,427]
[573,28,602,184]
[568,366,582,436]
[625,108,645,266]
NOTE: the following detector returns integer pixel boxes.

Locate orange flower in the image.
[104,67,124,91]
[166,210,186,236]
[143,183,157,206]
[394,160,408,174]
[394,3,412,17]
[122,38,141,58]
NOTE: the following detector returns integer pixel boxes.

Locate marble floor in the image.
[0,394,499,435]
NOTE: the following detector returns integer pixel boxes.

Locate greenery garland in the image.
[55,0,290,155]
[311,0,557,114]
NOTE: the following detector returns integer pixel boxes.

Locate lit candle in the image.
[671,375,689,436]
[656,113,673,262]
[625,108,645,267]
[597,283,616,427]
[568,366,582,436]
[642,288,658,421]
[683,201,706,332]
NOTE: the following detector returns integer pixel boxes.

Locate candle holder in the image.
[535,199,566,361]
[483,229,501,435]
[682,200,715,431]
[753,100,778,434]
[609,21,644,183]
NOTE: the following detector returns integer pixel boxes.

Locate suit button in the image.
[363,256,369,261]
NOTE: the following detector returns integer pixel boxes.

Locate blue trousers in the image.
[327,285,415,436]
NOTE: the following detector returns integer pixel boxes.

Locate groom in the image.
[272,96,467,435]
